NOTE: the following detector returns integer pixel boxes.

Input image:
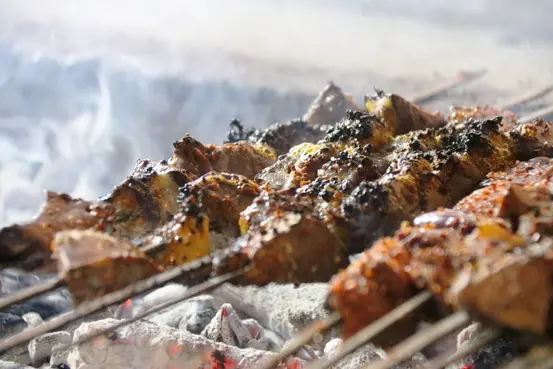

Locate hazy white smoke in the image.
[0,40,313,227]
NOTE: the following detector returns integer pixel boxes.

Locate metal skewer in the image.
[0,254,221,354]
[25,269,246,366]
[300,291,432,369]
[423,328,501,369]
[253,313,342,369]
[410,70,487,105]
[498,85,553,111]
[360,311,471,369]
[519,104,553,123]
[0,277,64,311]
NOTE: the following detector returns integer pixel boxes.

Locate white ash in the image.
[66,318,304,369]
[212,283,336,349]
[447,323,520,369]
[154,295,216,334]
[0,360,36,369]
[28,332,70,367]
[323,338,427,369]
[114,283,189,320]
[48,342,70,368]
[241,319,285,352]
[417,321,462,359]
[201,304,276,352]
[114,285,218,335]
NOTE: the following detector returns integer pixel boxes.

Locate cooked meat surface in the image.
[214,190,349,285]
[257,97,446,191]
[341,118,553,252]
[326,219,533,345]
[448,105,518,132]
[141,203,211,268]
[303,81,359,126]
[54,230,162,305]
[364,89,446,135]
[170,135,276,179]
[179,172,261,250]
[102,159,197,239]
[455,157,553,221]
[0,192,116,266]
[225,118,330,157]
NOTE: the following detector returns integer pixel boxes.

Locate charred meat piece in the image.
[214,190,349,285]
[342,117,514,252]
[225,118,330,157]
[0,192,115,266]
[179,172,262,251]
[364,89,446,135]
[169,134,276,179]
[322,110,394,150]
[448,104,518,132]
[510,118,553,160]
[326,220,529,345]
[257,107,440,190]
[256,142,339,189]
[455,158,553,221]
[53,230,162,305]
[214,212,349,286]
[102,159,197,239]
[341,118,553,253]
[296,145,381,202]
[303,81,359,126]
[141,203,211,268]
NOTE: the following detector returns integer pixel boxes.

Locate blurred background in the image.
[0,0,552,226]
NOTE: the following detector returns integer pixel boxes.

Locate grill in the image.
[2,70,553,369]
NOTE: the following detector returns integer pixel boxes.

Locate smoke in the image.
[1,0,553,229]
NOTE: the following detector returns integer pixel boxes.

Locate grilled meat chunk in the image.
[448,105,518,131]
[0,192,115,266]
[326,220,528,345]
[102,159,197,239]
[179,173,262,250]
[257,105,443,190]
[455,157,553,221]
[510,119,553,160]
[225,118,330,157]
[303,82,359,126]
[452,239,553,337]
[341,118,553,252]
[169,134,276,178]
[214,190,349,285]
[141,203,211,268]
[53,230,162,305]
[364,89,446,135]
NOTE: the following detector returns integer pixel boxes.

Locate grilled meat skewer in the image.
[327,158,553,346]
[341,118,553,253]
[0,159,194,267]
[257,90,447,190]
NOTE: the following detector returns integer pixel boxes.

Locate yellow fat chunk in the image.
[476,221,524,246]
[146,213,211,267]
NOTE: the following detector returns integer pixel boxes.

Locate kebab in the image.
[0,108,548,310]
[326,156,553,347]
[0,87,548,356]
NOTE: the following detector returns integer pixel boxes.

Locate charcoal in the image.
[448,323,520,369]
[67,318,305,369]
[323,338,427,369]
[212,283,336,350]
[28,332,70,366]
[0,270,72,337]
[0,360,36,369]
